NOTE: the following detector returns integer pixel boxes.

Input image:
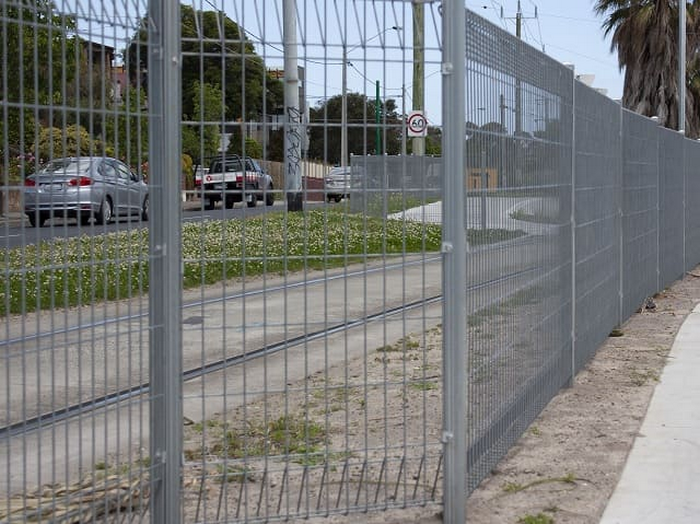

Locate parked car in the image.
[196,154,274,209]
[324,166,352,202]
[23,157,149,227]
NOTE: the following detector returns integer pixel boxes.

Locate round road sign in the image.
[407,111,428,137]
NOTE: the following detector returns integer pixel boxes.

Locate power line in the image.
[526,0,546,52]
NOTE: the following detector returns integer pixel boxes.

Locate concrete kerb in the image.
[599,301,700,524]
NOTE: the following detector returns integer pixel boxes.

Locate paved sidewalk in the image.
[599,302,700,523]
[0,211,24,228]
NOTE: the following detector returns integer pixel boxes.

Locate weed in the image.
[214,463,251,483]
[409,380,438,391]
[518,513,554,524]
[502,473,578,494]
[630,370,659,387]
[529,426,541,436]
[502,481,523,493]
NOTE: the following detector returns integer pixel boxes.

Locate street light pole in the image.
[283,0,302,211]
[341,47,348,166]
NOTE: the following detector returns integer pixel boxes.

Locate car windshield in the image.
[209,158,243,173]
[328,167,350,177]
[39,159,90,175]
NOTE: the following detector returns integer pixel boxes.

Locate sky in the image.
[468,0,624,100]
[71,0,625,126]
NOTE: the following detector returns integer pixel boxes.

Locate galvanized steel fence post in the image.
[441,0,467,522]
[148,0,183,521]
[569,67,576,386]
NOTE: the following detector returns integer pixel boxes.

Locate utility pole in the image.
[401,84,407,156]
[502,0,537,136]
[412,0,425,156]
[515,1,522,136]
[499,93,507,186]
[375,80,381,154]
[283,0,303,211]
[679,0,686,134]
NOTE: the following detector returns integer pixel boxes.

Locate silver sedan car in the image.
[23,157,149,227]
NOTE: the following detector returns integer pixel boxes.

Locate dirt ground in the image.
[339,270,700,524]
[5,269,698,524]
[177,269,700,524]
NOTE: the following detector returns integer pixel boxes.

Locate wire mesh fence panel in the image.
[463,10,573,493]
[658,128,686,289]
[620,110,660,320]
[685,142,700,271]
[1,0,153,522]
[173,1,445,522]
[572,82,622,372]
[5,2,700,524]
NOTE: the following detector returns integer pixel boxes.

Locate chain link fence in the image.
[2,3,700,523]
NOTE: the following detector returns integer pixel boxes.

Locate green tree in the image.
[33,124,101,160]
[126,5,284,124]
[0,0,79,157]
[103,86,149,164]
[182,81,225,162]
[595,0,700,136]
[307,93,402,164]
[226,133,263,159]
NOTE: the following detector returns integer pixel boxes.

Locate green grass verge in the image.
[0,210,441,315]
[0,208,526,316]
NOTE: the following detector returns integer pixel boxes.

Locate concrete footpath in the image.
[599,303,700,523]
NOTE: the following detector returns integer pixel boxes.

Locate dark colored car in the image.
[196,155,274,209]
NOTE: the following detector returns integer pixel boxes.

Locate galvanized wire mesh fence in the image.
[2,2,700,523]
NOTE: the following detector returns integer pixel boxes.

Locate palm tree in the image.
[595,0,700,137]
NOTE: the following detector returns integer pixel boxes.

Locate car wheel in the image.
[80,214,91,226]
[141,196,149,221]
[334,195,342,203]
[204,198,216,210]
[224,195,235,209]
[28,212,46,228]
[95,198,113,225]
[265,185,274,206]
[246,198,256,208]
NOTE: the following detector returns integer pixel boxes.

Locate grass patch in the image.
[409,380,438,391]
[503,473,577,495]
[197,414,328,466]
[467,228,526,246]
[630,369,659,387]
[509,208,559,225]
[518,513,555,524]
[0,209,442,315]
[213,463,253,484]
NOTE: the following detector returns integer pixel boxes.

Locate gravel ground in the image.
[276,269,700,524]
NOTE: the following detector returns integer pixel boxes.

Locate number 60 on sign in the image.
[407,111,428,137]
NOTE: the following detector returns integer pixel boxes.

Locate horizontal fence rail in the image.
[2,3,700,524]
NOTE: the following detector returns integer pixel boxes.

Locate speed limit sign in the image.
[407,111,428,137]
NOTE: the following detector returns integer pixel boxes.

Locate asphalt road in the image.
[0,199,326,249]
